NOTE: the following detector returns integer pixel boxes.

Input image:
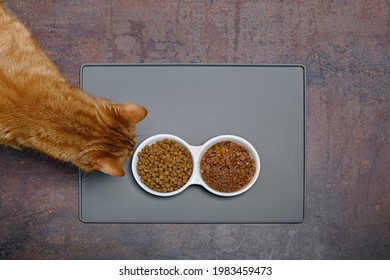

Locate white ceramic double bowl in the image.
[131,134,260,197]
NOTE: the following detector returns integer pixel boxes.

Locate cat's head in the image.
[78,102,147,177]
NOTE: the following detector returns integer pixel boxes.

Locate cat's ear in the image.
[94,157,125,177]
[115,103,147,125]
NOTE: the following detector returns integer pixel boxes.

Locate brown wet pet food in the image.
[136,139,193,192]
[200,141,256,193]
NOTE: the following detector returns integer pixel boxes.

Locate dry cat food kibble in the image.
[200,141,256,193]
[136,139,193,192]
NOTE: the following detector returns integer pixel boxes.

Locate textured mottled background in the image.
[1,0,389,259]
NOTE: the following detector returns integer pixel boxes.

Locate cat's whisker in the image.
[82,175,95,185]
[136,127,149,138]
[107,85,119,103]
[81,171,100,185]
[107,86,114,101]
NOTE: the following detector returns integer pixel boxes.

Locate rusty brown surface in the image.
[1,0,389,259]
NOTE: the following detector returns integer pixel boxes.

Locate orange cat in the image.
[0,3,147,176]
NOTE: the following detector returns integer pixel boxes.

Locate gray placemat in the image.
[79,64,305,223]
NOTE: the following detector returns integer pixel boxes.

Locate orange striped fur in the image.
[0,5,147,176]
